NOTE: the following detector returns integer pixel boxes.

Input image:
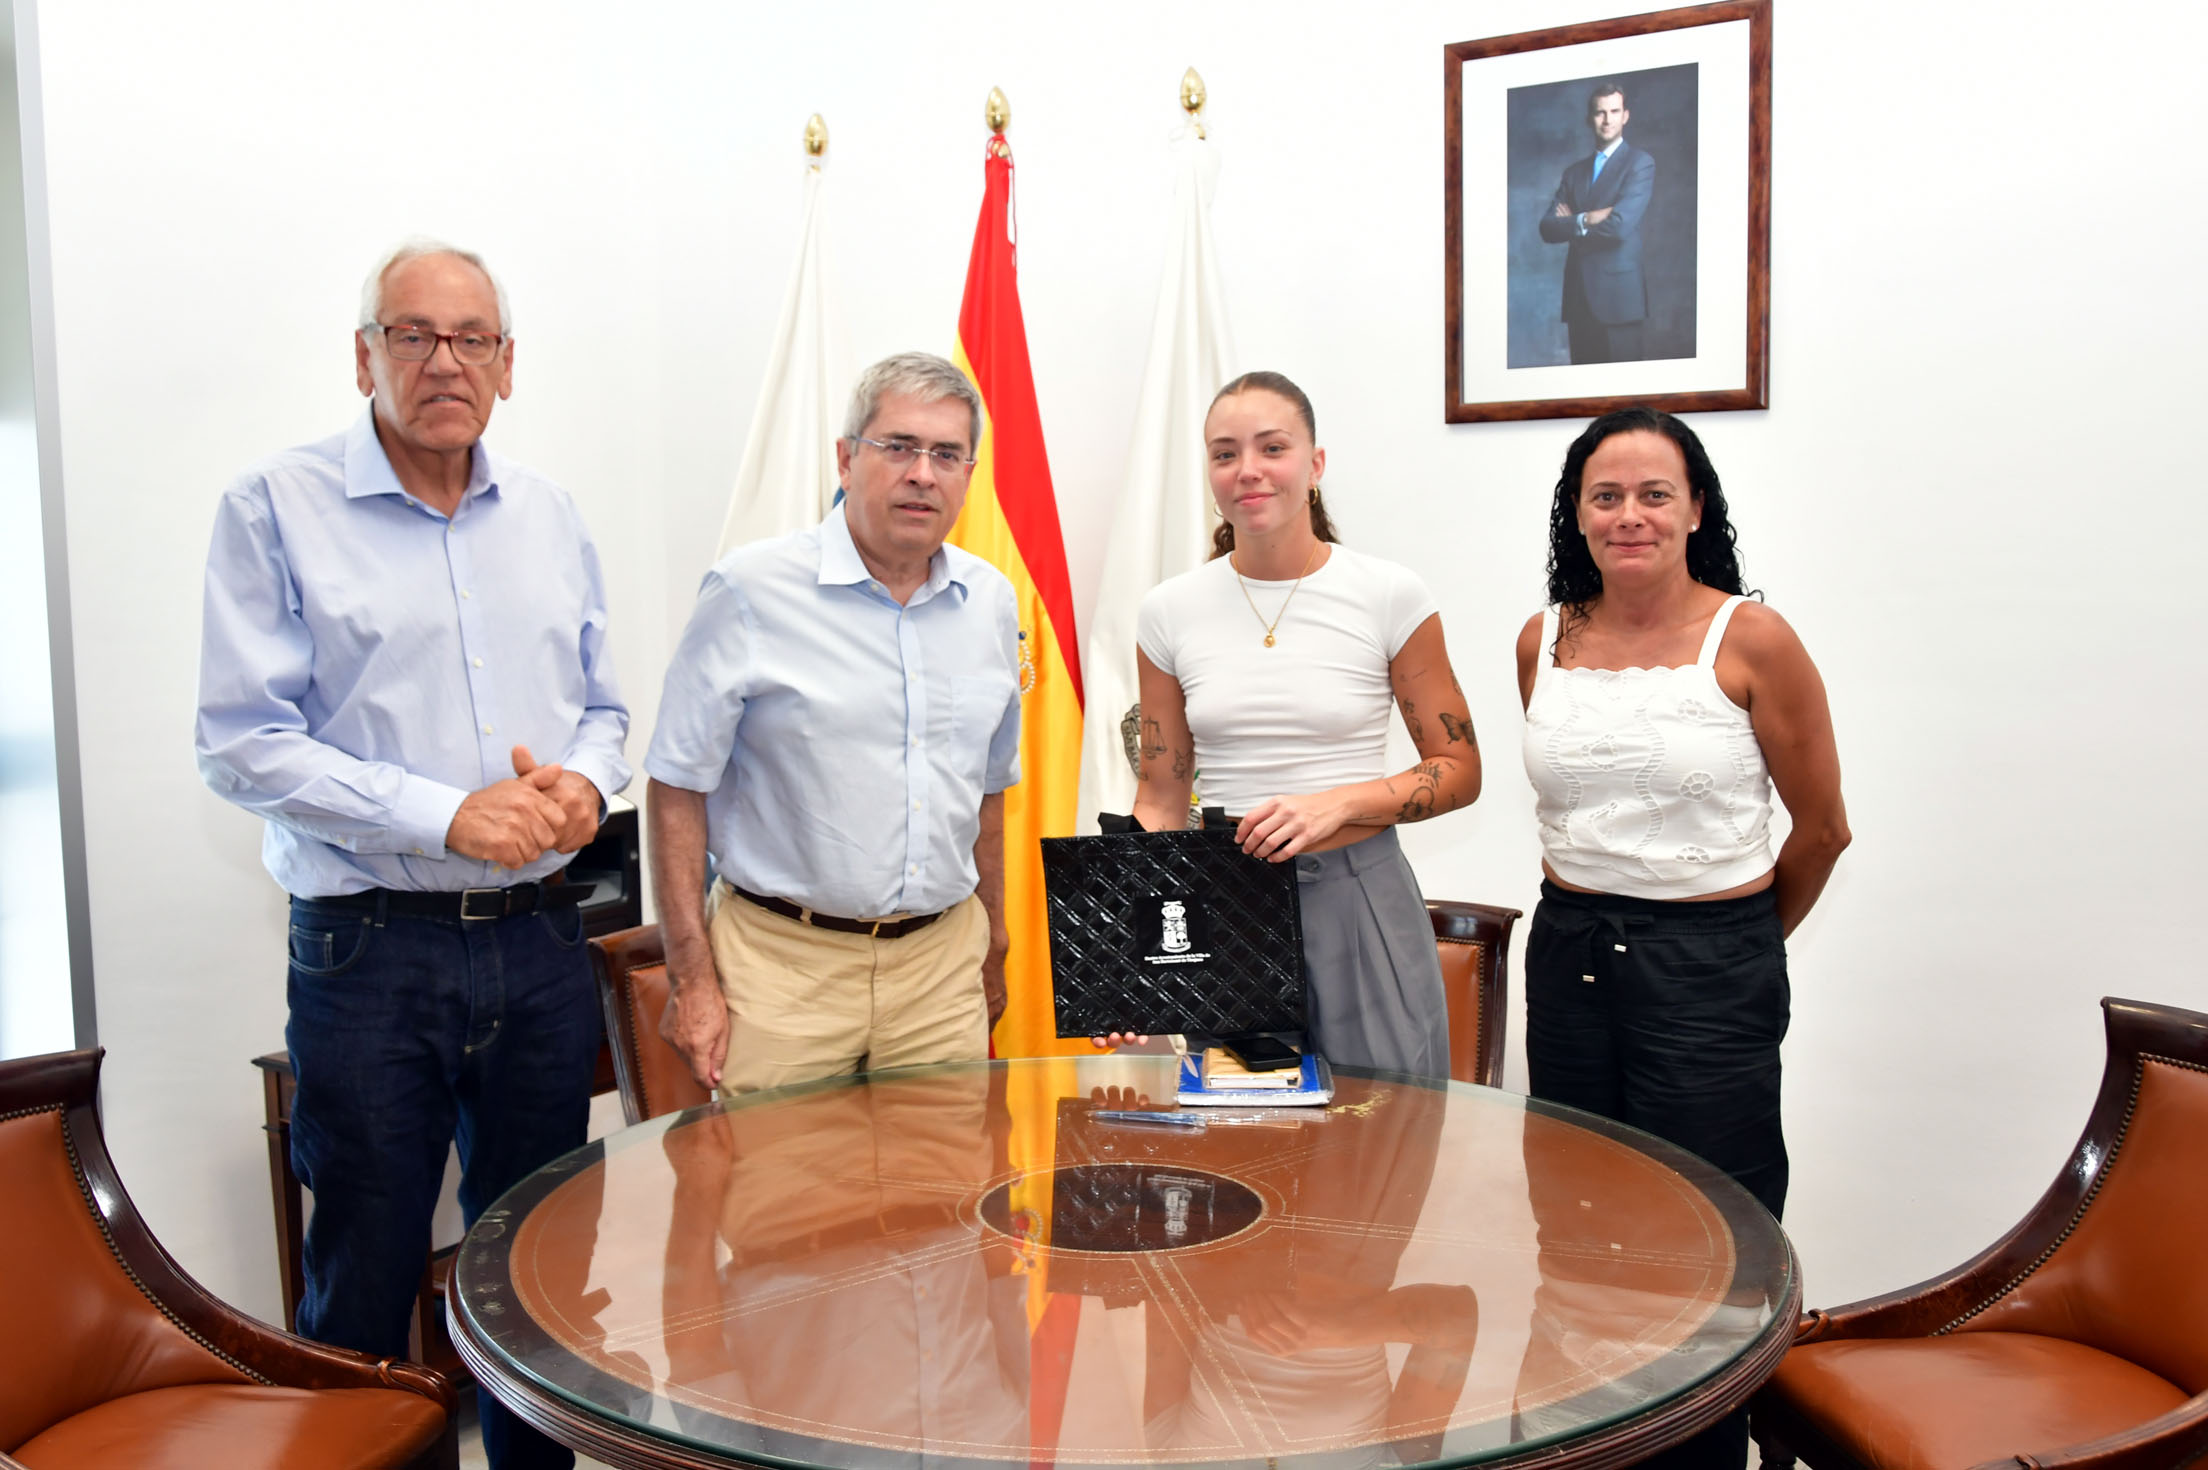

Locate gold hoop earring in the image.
[1308,484,1321,504]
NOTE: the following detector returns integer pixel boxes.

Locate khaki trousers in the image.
[706,881,991,1097]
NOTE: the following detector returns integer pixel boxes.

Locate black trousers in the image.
[1525,880,1790,1470]
[1566,314,1645,364]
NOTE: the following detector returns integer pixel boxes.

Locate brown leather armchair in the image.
[590,923,712,1125]
[1427,900,1522,1088]
[0,1048,454,1469]
[1751,996,2208,1470]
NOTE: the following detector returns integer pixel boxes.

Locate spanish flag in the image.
[949,128,1087,1060]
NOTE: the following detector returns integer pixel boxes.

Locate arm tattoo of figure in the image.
[1170,744,1191,781]
[1395,759,1445,823]
[1439,711,1475,746]
[1140,717,1166,769]
[1398,695,1427,748]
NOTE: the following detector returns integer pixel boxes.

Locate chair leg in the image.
[1748,1398,1797,1469]
[1752,1420,1797,1468]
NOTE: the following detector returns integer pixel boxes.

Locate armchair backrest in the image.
[1951,999,2208,1395]
[1427,901,1522,1088]
[590,924,713,1125]
[0,1050,252,1448]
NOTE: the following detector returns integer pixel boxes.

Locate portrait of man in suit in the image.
[1504,64,1698,371]
[1538,81,1655,364]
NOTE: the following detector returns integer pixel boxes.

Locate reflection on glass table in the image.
[450,1057,1797,1470]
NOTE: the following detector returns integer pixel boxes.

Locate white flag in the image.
[1075,135,1238,831]
[717,164,847,557]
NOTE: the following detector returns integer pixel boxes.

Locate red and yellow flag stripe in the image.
[950,136,1088,1062]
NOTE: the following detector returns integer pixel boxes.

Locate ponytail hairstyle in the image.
[1206,370,1341,559]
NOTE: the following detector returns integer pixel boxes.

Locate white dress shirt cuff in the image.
[391,774,470,859]
[558,752,625,817]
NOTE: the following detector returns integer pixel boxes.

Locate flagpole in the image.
[1073,70,1240,832]
[1181,66,1207,138]
[714,114,847,559]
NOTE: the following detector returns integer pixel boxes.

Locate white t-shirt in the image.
[1136,546,1438,816]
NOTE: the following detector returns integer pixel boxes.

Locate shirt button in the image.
[482,725,493,735]
[473,657,484,668]
[909,864,918,875]
[461,589,472,599]
[414,847,425,855]
[913,801,922,811]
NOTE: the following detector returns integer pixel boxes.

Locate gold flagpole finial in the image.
[803,113,828,165]
[1181,67,1208,139]
[985,86,1011,134]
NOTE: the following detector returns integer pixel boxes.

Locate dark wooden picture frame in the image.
[1444,0,1771,423]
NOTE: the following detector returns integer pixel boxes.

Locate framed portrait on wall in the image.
[1443,0,1771,423]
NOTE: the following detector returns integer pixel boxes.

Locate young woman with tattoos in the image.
[1097,371,1481,1076]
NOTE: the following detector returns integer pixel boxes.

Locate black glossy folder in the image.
[1040,822,1305,1040]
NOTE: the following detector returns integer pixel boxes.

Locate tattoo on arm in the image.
[1140,716,1166,769]
[1440,711,1475,746]
[1398,696,1427,748]
[1170,744,1191,781]
[1395,759,1445,823]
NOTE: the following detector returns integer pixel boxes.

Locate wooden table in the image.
[449,1056,1797,1470]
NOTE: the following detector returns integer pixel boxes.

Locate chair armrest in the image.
[1799,999,2181,1345]
[128,1231,456,1412]
[1971,1391,2208,1469]
[58,1080,458,1416]
[1792,1207,2073,1343]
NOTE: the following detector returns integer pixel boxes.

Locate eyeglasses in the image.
[851,436,977,477]
[368,323,506,366]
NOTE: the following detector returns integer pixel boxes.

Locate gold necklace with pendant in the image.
[1233,538,1323,648]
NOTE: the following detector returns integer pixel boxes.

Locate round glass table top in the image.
[451,1057,1796,1470]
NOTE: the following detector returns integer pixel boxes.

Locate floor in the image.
[455,1389,615,1470]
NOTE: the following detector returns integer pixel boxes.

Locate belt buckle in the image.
[460,887,507,921]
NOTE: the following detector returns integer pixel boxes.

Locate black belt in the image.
[726,883,945,940]
[303,879,582,922]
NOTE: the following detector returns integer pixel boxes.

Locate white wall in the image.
[27,0,2208,1325]
[0,3,74,1061]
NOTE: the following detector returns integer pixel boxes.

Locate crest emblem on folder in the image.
[1158,901,1191,954]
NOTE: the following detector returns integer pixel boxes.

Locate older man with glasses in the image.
[196,240,628,1470]
[647,351,1021,1097]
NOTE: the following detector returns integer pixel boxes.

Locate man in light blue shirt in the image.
[648,352,1020,1097]
[196,240,627,1470]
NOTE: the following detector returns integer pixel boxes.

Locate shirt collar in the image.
[1596,136,1625,159]
[817,502,968,602]
[343,407,497,507]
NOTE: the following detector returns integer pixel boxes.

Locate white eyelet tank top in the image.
[1521,595,1776,899]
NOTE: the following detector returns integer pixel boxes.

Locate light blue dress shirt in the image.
[645,504,1022,920]
[196,409,631,897]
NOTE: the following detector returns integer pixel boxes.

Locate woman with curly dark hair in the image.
[1514,407,1848,1465]
[1517,407,1849,1198]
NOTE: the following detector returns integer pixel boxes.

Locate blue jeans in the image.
[285,892,598,1470]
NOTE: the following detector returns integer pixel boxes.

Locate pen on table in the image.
[1090,1109,1207,1128]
